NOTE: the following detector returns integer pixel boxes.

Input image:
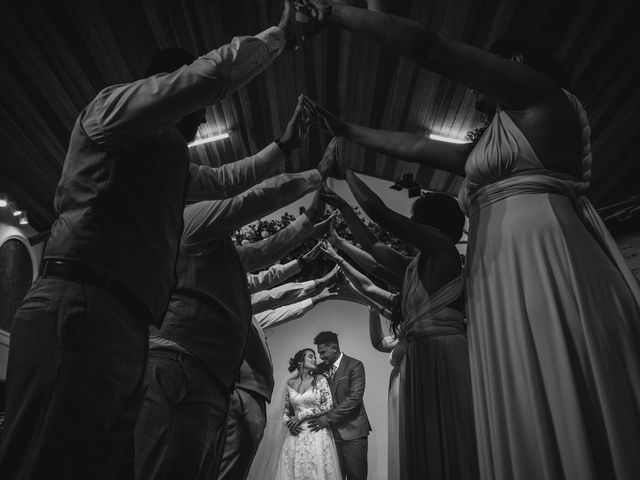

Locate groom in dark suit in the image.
[309,331,371,480]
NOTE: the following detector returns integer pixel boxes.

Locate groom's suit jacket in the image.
[324,354,371,441]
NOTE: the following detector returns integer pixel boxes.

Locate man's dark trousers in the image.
[334,435,368,480]
[134,346,230,480]
[217,388,267,480]
[0,277,148,480]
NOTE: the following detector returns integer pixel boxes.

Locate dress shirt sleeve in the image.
[255,298,314,330]
[187,142,286,200]
[251,280,317,315]
[82,27,285,148]
[238,212,316,273]
[246,260,302,293]
[182,169,320,243]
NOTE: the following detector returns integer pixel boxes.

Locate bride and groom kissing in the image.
[274,331,371,480]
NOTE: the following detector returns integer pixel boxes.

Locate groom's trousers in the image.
[334,435,368,480]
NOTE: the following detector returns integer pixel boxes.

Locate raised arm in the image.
[256,288,337,330]
[83,3,293,149]
[304,96,468,176]
[345,170,453,254]
[368,307,398,353]
[246,260,302,293]
[188,143,286,201]
[251,280,318,314]
[298,2,559,110]
[238,188,327,273]
[251,265,338,314]
[188,95,307,200]
[322,184,410,288]
[328,218,403,288]
[320,241,395,310]
[183,168,321,246]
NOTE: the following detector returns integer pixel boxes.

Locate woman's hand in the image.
[279,95,309,152]
[278,1,295,32]
[286,417,303,436]
[301,95,349,138]
[320,240,342,263]
[310,210,339,240]
[327,216,341,244]
[299,241,323,266]
[294,1,333,25]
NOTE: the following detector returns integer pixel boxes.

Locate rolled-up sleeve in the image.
[251,280,317,314]
[183,169,320,243]
[246,260,302,293]
[238,210,317,273]
[256,298,315,330]
[82,27,285,148]
[187,142,286,200]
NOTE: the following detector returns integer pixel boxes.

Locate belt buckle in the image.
[41,259,64,277]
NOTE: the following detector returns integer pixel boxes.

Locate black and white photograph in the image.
[0,1,639,479]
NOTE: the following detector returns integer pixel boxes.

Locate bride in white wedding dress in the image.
[274,348,342,480]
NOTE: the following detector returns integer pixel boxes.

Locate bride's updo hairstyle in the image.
[288,348,315,373]
[288,348,319,388]
[411,192,464,243]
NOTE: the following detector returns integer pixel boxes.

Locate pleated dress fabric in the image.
[387,341,404,480]
[459,91,640,480]
[399,257,479,480]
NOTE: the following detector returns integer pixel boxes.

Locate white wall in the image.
[264,299,393,480]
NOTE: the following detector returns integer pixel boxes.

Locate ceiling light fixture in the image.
[188,132,230,148]
[428,133,470,144]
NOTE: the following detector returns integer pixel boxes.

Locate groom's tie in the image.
[327,364,338,381]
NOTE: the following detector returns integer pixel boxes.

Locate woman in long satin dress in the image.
[320,184,478,480]
[368,308,402,480]
[325,215,406,480]
[299,3,640,478]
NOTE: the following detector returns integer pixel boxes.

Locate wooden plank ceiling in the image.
[1,0,639,232]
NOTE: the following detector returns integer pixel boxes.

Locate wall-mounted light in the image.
[0,193,7,207]
[428,133,470,144]
[188,132,230,148]
[19,212,28,225]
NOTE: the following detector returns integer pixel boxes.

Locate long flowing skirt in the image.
[388,365,401,480]
[274,422,342,480]
[399,334,479,479]
[466,192,640,479]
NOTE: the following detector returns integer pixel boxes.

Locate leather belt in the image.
[41,259,153,324]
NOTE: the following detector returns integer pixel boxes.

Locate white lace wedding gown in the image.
[274,376,342,480]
